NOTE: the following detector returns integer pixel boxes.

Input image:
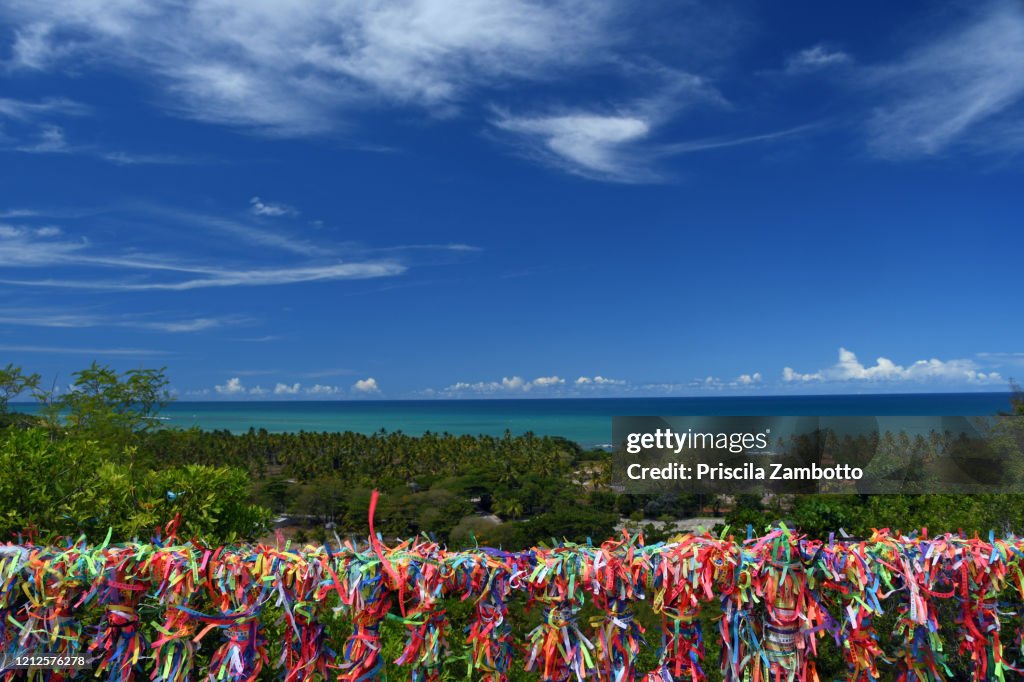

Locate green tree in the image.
[56,362,172,441]
[0,363,40,421]
[0,427,106,540]
[0,427,269,543]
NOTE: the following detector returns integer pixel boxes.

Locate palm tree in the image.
[495,498,524,520]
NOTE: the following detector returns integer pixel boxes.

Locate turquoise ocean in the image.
[132,393,1016,448]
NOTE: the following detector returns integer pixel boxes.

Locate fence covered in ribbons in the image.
[3,520,1024,681]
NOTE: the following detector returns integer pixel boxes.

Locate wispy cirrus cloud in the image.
[0,344,167,356]
[1,262,406,291]
[782,44,852,75]
[493,109,818,182]
[0,0,622,134]
[0,1,764,181]
[490,67,732,182]
[0,205,423,291]
[976,352,1024,368]
[0,307,247,332]
[861,1,1024,158]
[494,112,658,182]
[0,96,192,163]
[0,96,89,120]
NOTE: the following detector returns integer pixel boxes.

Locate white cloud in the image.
[977,352,1024,368]
[782,366,822,382]
[493,110,814,182]
[490,66,733,182]
[249,385,268,396]
[783,45,851,74]
[1,241,406,289]
[249,196,298,217]
[783,347,1003,384]
[575,375,626,386]
[16,124,70,153]
[0,0,620,134]
[306,383,341,396]
[0,344,164,355]
[0,97,193,163]
[215,377,246,394]
[7,223,55,238]
[686,372,763,390]
[274,382,301,395]
[442,374,573,394]
[353,377,380,393]
[99,150,195,165]
[0,3,779,178]
[0,308,241,333]
[495,112,654,181]
[863,1,1024,158]
[0,97,89,120]
[0,204,456,293]
[298,367,354,379]
[141,317,230,332]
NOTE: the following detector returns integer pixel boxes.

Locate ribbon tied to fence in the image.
[3,514,1024,681]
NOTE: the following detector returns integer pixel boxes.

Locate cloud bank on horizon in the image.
[0,1,1020,398]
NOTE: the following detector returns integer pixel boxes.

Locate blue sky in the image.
[0,0,1022,399]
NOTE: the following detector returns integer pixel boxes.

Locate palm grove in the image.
[2,363,1023,548]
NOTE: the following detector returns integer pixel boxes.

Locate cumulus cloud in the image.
[782,367,823,382]
[352,377,380,393]
[862,1,1024,158]
[783,347,1003,384]
[442,375,576,395]
[306,384,341,396]
[211,378,344,398]
[575,375,626,386]
[686,372,764,390]
[249,196,298,217]
[215,377,246,395]
[274,382,301,395]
